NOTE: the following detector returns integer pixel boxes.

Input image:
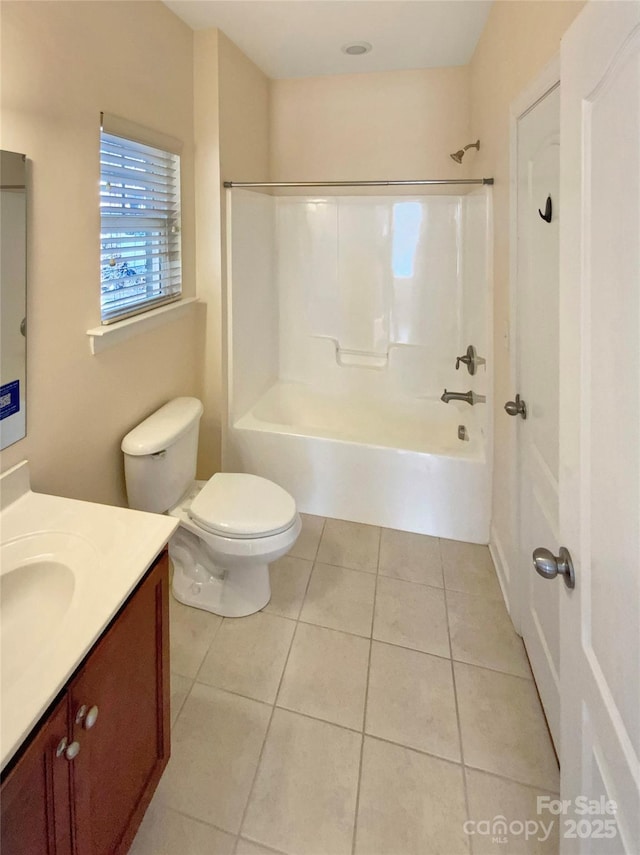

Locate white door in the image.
[515,84,562,751]
[558,1,640,851]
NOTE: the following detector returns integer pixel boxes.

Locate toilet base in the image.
[169,538,271,618]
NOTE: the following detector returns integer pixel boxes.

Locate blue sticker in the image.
[0,381,20,421]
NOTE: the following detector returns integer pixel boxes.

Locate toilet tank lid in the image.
[121,397,204,456]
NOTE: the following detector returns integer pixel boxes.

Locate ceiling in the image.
[163,1,493,79]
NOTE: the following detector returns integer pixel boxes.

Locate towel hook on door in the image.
[538,195,552,223]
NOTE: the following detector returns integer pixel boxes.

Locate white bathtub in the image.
[226,382,491,543]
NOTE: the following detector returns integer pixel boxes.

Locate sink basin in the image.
[1,532,97,688]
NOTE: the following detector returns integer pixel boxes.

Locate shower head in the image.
[450,140,480,164]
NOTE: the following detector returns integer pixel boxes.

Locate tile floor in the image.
[131,515,560,855]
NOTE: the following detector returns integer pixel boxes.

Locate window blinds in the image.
[100,128,182,324]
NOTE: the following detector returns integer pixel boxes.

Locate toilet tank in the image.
[121,397,204,513]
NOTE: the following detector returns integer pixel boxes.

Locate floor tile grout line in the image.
[174,619,534,734]
[316,517,381,575]
[170,608,532,682]
[315,558,379,574]
[312,555,510,602]
[175,679,509,770]
[190,614,225,686]
[443,585,534,681]
[230,513,319,853]
[440,545,454,663]
[293,515,327,620]
[155,731,559,846]
[273,701,366,736]
[172,671,553,815]
[313,558,383,578]
[364,732,468,772]
[313,516,327,562]
[151,802,241,840]
[185,557,310,712]
[237,834,290,855]
[450,655,537,683]
[464,763,560,796]
[168,610,225,731]
[287,514,325,564]
[378,569,446,588]
[287,615,534,681]
[350,526,381,855]
[168,671,194,728]
[441,536,473,854]
[175,677,561,798]
[292,537,320,621]
[234,582,306,853]
[442,582,510,602]
[302,531,501,591]
[461,762,562,796]
[190,681,274,711]
[442,586,534,681]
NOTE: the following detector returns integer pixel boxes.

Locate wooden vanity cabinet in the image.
[0,697,72,855]
[0,549,170,855]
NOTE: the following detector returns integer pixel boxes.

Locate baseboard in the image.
[489,526,520,633]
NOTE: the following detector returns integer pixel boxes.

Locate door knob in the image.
[504,394,527,419]
[532,546,576,589]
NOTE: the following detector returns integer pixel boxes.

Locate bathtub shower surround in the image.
[225,189,492,542]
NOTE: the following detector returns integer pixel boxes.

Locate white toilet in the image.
[121,397,301,617]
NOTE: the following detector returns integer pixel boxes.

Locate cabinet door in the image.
[70,552,170,855]
[0,695,73,855]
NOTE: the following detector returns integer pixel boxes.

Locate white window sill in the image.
[86,298,199,355]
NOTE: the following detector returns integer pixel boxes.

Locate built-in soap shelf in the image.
[336,348,388,369]
[314,336,390,369]
[312,335,420,371]
[312,336,435,370]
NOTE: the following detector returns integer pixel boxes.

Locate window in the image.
[392,202,423,279]
[99,114,182,324]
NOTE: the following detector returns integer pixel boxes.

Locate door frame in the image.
[496,55,561,635]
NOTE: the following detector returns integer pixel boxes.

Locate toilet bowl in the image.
[121,398,301,617]
[168,475,301,617]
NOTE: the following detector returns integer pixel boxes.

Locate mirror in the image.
[0,150,27,450]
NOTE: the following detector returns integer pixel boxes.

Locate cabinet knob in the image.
[84,705,99,730]
[56,737,68,758]
[65,740,81,761]
[76,703,98,730]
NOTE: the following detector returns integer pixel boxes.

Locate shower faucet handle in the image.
[455,345,485,375]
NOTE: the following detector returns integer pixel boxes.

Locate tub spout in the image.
[441,389,486,405]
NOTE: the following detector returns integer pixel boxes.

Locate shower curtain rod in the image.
[223,178,494,188]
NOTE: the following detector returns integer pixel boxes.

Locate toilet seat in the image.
[189,473,297,539]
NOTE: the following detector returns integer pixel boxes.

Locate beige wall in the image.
[193,28,222,477]
[270,66,470,181]
[192,29,270,476]
[193,29,270,475]
[218,32,271,185]
[469,1,585,570]
[0,1,198,505]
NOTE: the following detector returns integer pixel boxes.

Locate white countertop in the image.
[0,462,178,772]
